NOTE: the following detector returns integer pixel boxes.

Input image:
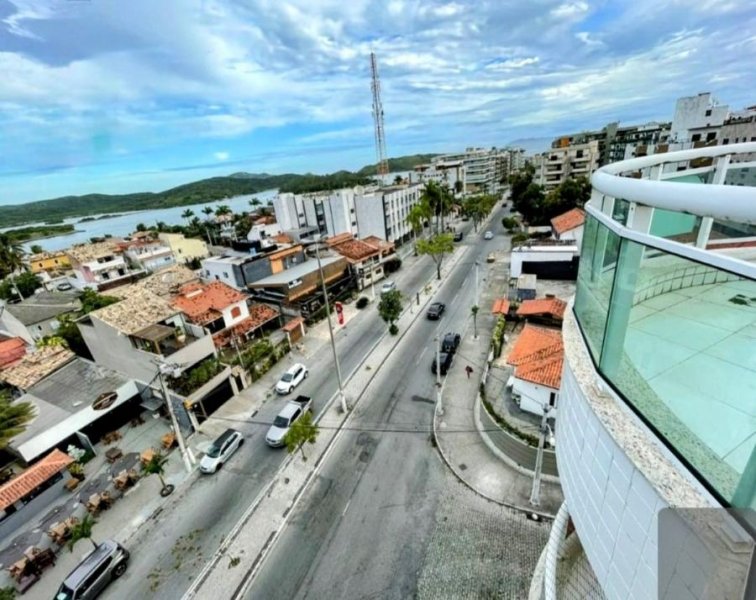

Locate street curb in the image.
[432,400,555,521]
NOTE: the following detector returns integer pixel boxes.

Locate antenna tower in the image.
[370,52,389,177]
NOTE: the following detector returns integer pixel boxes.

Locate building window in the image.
[723,138,729,145]
[706,132,716,142]
[691,133,701,142]
[223,272,229,278]
[231,306,241,319]
[705,109,712,117]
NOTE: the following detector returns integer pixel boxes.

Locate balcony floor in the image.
[623,280,756,476]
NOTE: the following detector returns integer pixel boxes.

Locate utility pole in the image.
[529,406,552,507]
[157,367,195,474]
[435,334,443,416]
[315,243,348,413]
[475,260,480,307]
[369,256,376,300]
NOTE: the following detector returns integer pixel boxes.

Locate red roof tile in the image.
[0,449,73,511]
[516,297,567,320]
[507,324,564,389]
[327,235,380,262]
[172,281,248,326]
[492,298,510,315]
[211,304,279,348]
[0,337,27,369]
[550,208,585,234]
[282,317,304,332]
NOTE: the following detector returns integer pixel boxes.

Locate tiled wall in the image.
[557,363,665,599]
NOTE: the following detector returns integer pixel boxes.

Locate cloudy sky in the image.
[1,0,754,204]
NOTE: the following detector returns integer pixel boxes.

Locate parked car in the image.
[55,539,129,600]
[56,282,73,291]
[487,252,495,263]
[266,396,313,447]
[442,332,461,354]
[275,363,308,394]
[380,280,397,295]
[426,302,446,320]
[199,429,244,474]
[484,231,494,240]
[432,351,454,375]
[453,231,464,242]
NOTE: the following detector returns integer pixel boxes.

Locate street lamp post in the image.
[314,242,348,413]
[529,405,553,507]
[157,365,196,474]
[475,260,480,307]
[435,334,443,416]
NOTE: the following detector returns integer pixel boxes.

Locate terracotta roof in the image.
[507,324,564,389]
[172,281,248,326]
[0,345,75,390]
[0,337,27,369]
[90,288,177,335]
[362,236,395,253]
[66,240,122,263]
[326,233,354,247]
[516,297,567,320]
[211,304,279,347]
[273,233,293,244]
[550,208,585,234]
[282,317,304,332]
[329,238,379,262]
[254,215,277,225]
[492,298,510,315]
[0,449,73,511]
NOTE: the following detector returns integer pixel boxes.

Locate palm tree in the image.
[181,209,195,226]
[471,305,479,339]
[143,451,174,496]
[201,206,216,245]
[420,181,451,234]
[68,514,98,552]
[214,205,232,218]
[29,244,44,255]
[393,174,403,185]
[406,204,430,256]
[248,198,262,210]
[0,234,27,299]
[0,392,35,449]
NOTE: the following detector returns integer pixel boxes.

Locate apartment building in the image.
[66,241,143,292]
[533,140,600,191]
[200,244,306,290]
[353,183,423,245]
[158,232,209,263]
[273,188,359,238]
[120,238,176,272]
[535,142,756,599]
[413,159,465,194]
[27,251,70,276]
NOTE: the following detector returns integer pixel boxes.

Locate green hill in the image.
[357,154,439,176]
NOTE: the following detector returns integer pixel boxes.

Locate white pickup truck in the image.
[265,395,313,448]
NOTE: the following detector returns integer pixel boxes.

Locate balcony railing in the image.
[575,143,756,509]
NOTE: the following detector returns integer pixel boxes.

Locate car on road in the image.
[56,282,73,291]
[432,351,454,375]
[200,429,244,474]
[266,396,313,448]
[380,280,397,295]
[487,252,495,263]
[484,231,494,240]
[442,332,461,354]
[56,539,130,600]
[275,363,308,394]
[426,302,445,320]
[453,231,464,242]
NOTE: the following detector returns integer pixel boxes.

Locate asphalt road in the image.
[105,225,475,600]
[243,205,511,599]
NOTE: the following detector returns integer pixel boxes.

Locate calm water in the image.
[5,189,277,252]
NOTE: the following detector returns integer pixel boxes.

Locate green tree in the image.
[135,223,147,232]
[215,205,232,217]
[248,198,262,209]
[0,391,35,449]
[181,209,195,225]
[202,206,216,245]
[143,451,174,496]
[378,289,403,335]
[421,181,453,233]
[471,305,479,339]
[68,514,98,552]
[393,174,403,185]
[417,233,454,280]
[0,272,42,301]
[0,233,25,279]
[406,203,430,254]
[36,335,67,349]
[79,289,119,314]
[454,180,464,195]
[283,411,319,461]
[0,585,17,599]
[56,315,92,359]
[29,244,44,254]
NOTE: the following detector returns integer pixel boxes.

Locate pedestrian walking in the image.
[465,365,473,379]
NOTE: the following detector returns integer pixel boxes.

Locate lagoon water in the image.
[5,189,277,252]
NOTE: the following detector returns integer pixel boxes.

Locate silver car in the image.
[199,429,244,474]
[55,539,129,600]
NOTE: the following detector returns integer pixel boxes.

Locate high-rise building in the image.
[533,140,600,191]
[535,142,756,599]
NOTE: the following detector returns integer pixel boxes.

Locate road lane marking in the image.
[341,499,351,517]
[415,347,427,365]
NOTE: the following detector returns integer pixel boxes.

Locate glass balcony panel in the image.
[586,237,756,507]
[649,209,701,243]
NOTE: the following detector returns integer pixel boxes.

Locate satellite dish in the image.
[93,391,118,410]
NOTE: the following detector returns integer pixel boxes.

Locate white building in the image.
[413,160,465,195]
[272,188,359,238]
[550,207,586,250]
[353,183,423,245]
[431,147,505,195]
[669,92,729,143]
[534,142,756,599]
[506,324,563,416]
[66,241,144,291]
[122,239,176,272]
[533,140,600,191]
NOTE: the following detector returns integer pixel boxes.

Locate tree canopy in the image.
[417,233,454,280]
[378,289,403,335]
[283,411,319,460]
[509,170,591,225]
[0,390,35,450]
[0,272,42,301]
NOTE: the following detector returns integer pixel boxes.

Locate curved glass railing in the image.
[574,144,756,509]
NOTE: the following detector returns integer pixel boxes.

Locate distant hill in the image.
[506,137,553,155]
[357,154,440,176]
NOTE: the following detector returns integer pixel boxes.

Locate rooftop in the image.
[133,265,199,298]
[507,324,564,389]
[28,250,69,262]
[66,240,122,263]
[517,297,567,320]
[0,337,26,369]
[2,291,81,325]
[248,255,344,287]
[0,345,75,390]
[327,235,380,262]
[492,298,511,315]
[550,208,586,234]
[89,287,177,335]
[0,449,73,511]
[212,304,279,347]
[172,281,247,325]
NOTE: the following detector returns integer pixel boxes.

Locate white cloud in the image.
[214,151,230,161]
[550,2,589,20]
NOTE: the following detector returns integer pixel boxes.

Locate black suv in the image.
[431,351,454,375]
[442,332,461,353]
[453,231,464,242]
[427,302,446,320]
